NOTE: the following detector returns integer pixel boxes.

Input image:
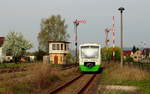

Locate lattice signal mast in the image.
[105,16,116,60]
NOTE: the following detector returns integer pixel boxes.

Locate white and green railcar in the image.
[79,43,101,72]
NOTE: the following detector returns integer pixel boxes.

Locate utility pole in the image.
[118,7,125,67]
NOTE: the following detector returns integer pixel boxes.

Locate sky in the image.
[0,0,150,51]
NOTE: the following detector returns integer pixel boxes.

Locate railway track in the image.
[49,73,100,94]
[53,64,77,70]
[0,64,77,74]
[0,68,26,74]
[60,64,77,70]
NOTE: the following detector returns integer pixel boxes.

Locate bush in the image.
[101,47,121,61]
[66,52,75,64]
[33,50,47,61]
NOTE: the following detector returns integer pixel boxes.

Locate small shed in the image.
[48,41,70,64]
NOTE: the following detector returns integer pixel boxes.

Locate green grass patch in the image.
[11,83,32,94]
[99,90,136,94]
[138,87,150,94]
[0,88,5,94]
[113,80,150,87]
[99,88,150,94]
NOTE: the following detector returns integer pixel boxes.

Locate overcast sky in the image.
[0,0,150,51]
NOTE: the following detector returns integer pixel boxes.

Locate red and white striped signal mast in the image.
[105,16,116,61]
[73,19,86,63]
[112,16,116,61]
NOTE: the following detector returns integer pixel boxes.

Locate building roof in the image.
[0,37,5,46]
[143,48,150,51]
[142,48,150,55]
[123,50,132,56]
[48,40,70,43]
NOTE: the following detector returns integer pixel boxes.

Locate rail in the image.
[49,74,98,94]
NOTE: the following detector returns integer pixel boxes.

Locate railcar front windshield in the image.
[81,46,99,58]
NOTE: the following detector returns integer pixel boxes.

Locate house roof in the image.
[123,50,132,56]
[0,37,5,46]
[143,48,150,51]
[142,48,150,55]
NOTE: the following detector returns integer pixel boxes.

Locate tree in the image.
[38,15,69,52]
[33,49,47,61]
[3,32,33,63]
[132,45,137,53]
[66,52,76,64]
[101,47,121,61]
[125,56,133,62]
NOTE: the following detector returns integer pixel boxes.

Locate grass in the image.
[0,61,44,69]
[0,63,78,94]
[115,80,150,87]
[11,83,31,94]
[98,89,137,94]
[0,88,5,94]
[0,63,29,69]
[99,63,150,94]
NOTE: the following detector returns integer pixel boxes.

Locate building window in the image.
[52,44,57,50]
[65,44,66,51]
[66,44,69,50]
[57,44,59,50]
[61,44,63,50]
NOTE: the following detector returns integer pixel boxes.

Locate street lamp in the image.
[118,7,125,67]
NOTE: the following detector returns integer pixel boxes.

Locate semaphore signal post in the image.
[73,19,86,64]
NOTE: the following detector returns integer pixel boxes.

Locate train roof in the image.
[79,43,101,47]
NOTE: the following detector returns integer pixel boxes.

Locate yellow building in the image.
[49,41,70,64]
